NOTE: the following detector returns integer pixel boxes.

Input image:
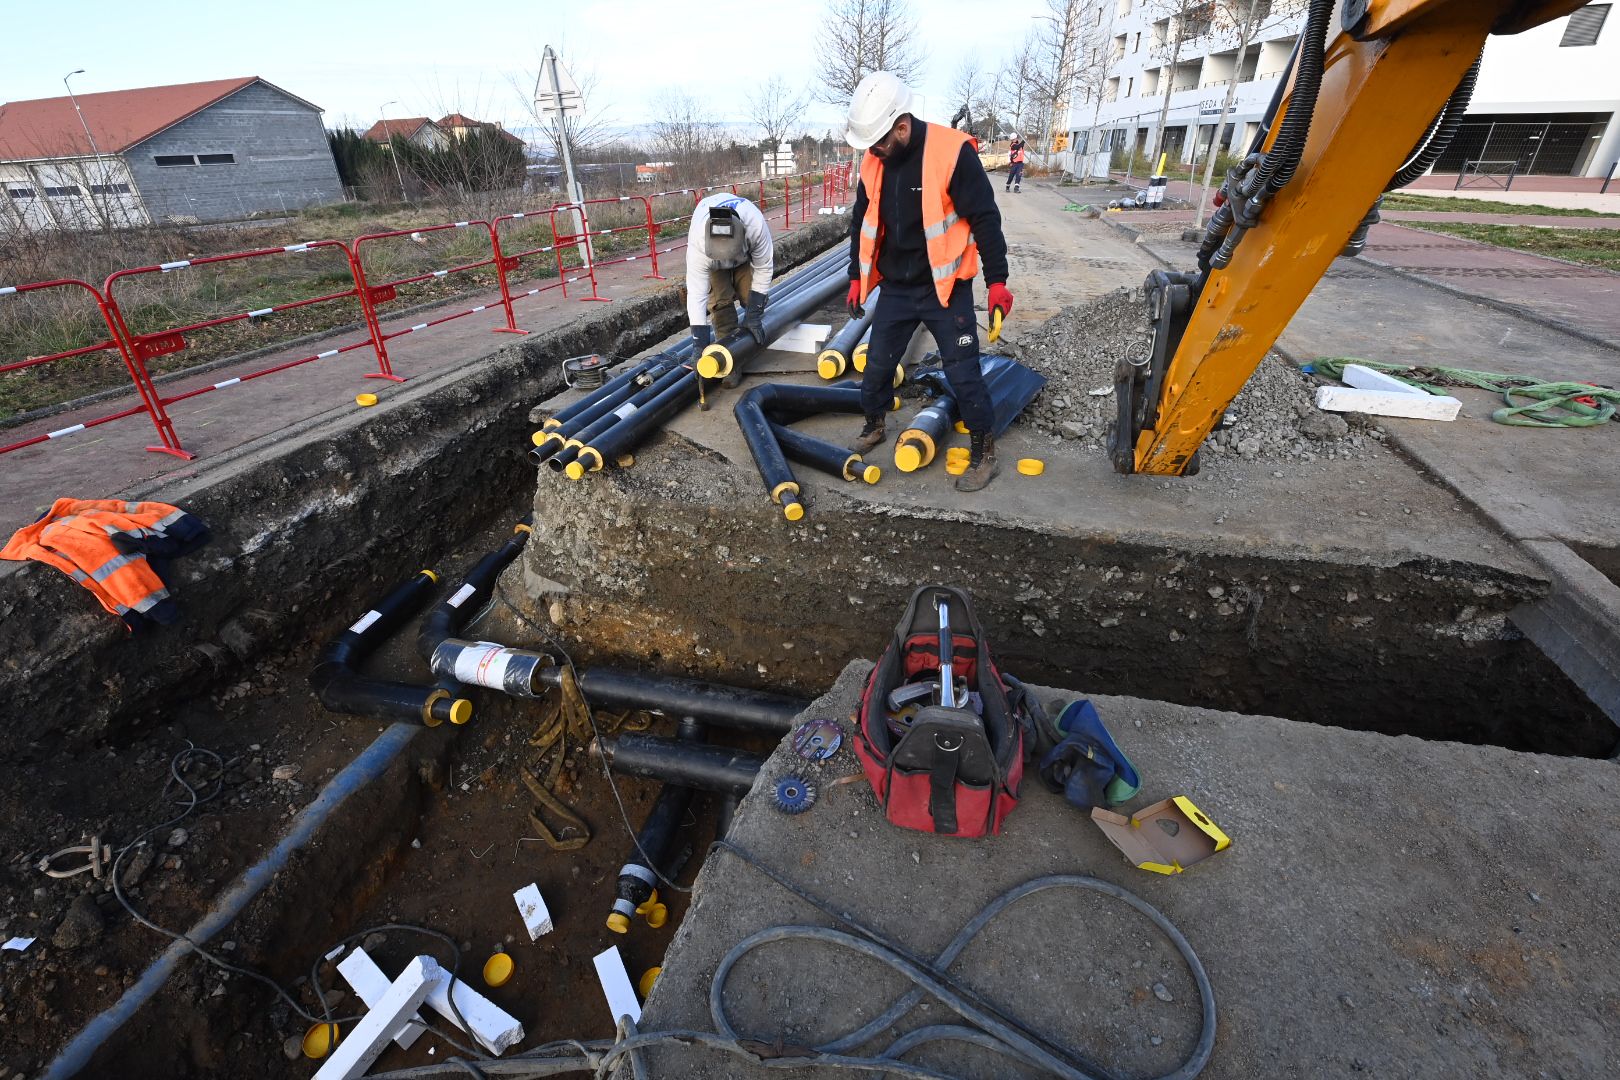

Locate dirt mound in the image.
[1015,288,1379,463]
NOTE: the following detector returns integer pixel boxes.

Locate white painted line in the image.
[314,956,439,1080]
[472,305,487,313]
[422,961,525,1055]
[247,307,273,318]
[513,883,553,940]
[593,945,641,1026]
[1315,385,1460,421]
[159,260,191,272]
[336,949,426,1051]
[212,377,241,389]
[317,349,339,359]
[47,424,87,439]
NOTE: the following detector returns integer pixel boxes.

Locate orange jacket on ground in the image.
[1,498,209,632]
[857,124,981,308]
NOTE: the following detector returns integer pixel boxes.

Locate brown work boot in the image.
[849,416,886,454]
[954,433,999,492]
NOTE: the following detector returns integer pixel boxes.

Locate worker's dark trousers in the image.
[861,280,994,434]
[1006,162,1024,188]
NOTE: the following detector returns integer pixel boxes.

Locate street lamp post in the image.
[379,101,410,203]
[63,70,110,186]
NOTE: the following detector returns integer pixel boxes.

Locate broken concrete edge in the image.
[0,214,847,756]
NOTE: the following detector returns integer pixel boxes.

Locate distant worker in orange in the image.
[1006,133,1027,194]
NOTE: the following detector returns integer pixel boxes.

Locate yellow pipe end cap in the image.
[616,453,635,468]
[483,952,514,988]
[890,396,901,411]
[893,364,905,388]
[355,393,378,408]
[783,501,805,522]
[302,1023,340,1059]
[1017,458,1046,476]
[449,698,474,725]
[644,902,669,928]
[565,461,586,481]
[606,912,631,934]
[894,444,922,473]
[531,430,554,448]
[946,447,970,462]
[852,347,867,372]
[945,458,969,476]
[817,352,843,380]
[514,523,534,535]
[639,966,662,999]
[862,464,882,484]
[954,420,970,435]
[635,889,659,911]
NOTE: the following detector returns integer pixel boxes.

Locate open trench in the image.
[5,226,1616,1080]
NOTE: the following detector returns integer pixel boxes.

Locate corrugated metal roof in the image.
[0,77,318,162]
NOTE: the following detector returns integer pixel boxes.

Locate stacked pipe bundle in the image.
[816,286,879,380]
[734,382,893,522]
[895,354,1047,472]
[529,250,849,481]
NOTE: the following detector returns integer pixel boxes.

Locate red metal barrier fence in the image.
[1,165,851,460]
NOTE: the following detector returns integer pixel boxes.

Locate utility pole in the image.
[539,46,591,260]
[63,69,112,225]
[379,101,410,202]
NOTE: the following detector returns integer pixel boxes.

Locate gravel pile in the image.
[1014,288,1382,464]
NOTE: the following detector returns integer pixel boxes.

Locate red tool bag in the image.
[854,585,1025,837]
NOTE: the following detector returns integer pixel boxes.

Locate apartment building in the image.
[1064,1,1619,180]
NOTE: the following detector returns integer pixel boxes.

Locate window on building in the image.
[1117,0,1132,16]
[1126,77,1135,97]
[154,154,197,167]
[1133,32,1141,52]
[198,153,236,165]
[90,183,132,195]
[6,187,35,199]
[1560,4,1609,46]
[42,185,81,197]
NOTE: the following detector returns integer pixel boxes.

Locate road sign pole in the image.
[541,46,592,261]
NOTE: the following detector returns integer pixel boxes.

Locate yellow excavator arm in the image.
[1110,0,1592,476]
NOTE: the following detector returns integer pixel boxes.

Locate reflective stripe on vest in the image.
[858,124,981,308]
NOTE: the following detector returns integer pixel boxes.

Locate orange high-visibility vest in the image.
[857,123,980,308]
[1,498,206,629]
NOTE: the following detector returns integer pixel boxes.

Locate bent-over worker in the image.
[686,192,773,388]
[842,71,1015,492]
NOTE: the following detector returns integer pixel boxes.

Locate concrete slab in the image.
[633,661,1620,1079]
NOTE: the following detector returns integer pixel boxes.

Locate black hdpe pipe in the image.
[691,259,847,385]
[546,362,693,474]
[417,522,552,698]
[563,256,848,478]
[816,285,880,379]
[771,421,880,485]
[534,664,808,734]
[309,570,472,726]
[734,382,889,518]
[605,718,705,935]
[531,347,691,465]
[734,387,808,522]
[592,733,765,797]
[893,395,958,473]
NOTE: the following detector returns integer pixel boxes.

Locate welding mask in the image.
[703,204,747,267]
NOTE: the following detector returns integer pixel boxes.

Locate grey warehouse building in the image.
[0,76,343,232]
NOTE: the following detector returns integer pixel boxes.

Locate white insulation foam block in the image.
[423,962,525,1055]
[315,955,440,1080]
[1315,384,1461,421]
[593,944,642,1025]
[336,948,426,1050]
[513,883,554,939]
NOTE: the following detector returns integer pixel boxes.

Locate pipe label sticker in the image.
[454,642,513,690]
[448,583,477,609]
[612,402,638,421]
[350,610,382,635]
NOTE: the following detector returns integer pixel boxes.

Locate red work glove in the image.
[847,280,864,320]
[987,282,1014,343]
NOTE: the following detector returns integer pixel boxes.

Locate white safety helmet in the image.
[845,71,913,151]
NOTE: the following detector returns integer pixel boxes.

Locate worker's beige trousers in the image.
[707,265,753,337]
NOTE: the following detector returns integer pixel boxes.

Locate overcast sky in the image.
[6,0,1047,142]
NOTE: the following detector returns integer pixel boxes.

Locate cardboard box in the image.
[1091,796,1230,874]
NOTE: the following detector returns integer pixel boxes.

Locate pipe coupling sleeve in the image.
[769,480,800,506]
[541,417,563,431]
[431,638,548,698]
[696,343,733,380]
[817,349,846,380]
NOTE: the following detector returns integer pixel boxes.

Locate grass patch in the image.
[1410,221,1620,271]
[1381,193,1620,218]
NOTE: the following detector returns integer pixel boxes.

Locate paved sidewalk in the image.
[0,206,837,526]
[1382,210,1620,229]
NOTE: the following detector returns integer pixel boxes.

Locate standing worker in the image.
[1006,133,1026,193]
[842,71,1015,492]
[687,192,773,388]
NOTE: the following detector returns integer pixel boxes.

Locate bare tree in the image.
[1145,0,1215,167]
[813,0,924,105]
[1193,0,1303,223]
[1030,0,1087,163]
[949,54,992,137]
[749,77,809,149]
[995,32,1042,140]
[1069,19,1125,170]
[650,91,720,182]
